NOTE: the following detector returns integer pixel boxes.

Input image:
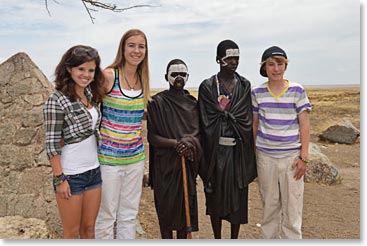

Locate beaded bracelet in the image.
[53,173,67,186]
[298,156,310,164]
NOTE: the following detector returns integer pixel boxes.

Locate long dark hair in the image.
[54,45,105,103]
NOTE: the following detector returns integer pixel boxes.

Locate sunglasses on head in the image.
[72,47,99,58]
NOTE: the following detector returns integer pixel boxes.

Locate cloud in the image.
[0,0,360,88]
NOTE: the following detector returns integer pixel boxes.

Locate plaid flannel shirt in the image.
[43,89,102,160]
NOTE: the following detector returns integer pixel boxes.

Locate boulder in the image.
[0,216,54,239]
[0,53,60,235]
[319,118,360,144]
[305,143,342,185]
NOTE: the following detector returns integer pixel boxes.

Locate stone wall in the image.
[0,53,61,237]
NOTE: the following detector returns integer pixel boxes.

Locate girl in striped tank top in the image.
[95,29,150,239]
[98,68,145,165]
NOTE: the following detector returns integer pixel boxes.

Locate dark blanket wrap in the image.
[198,73,257,219]
[147,89,202,231]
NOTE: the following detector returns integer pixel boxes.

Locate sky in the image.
[0,2,364,244]
[0,0,361,89]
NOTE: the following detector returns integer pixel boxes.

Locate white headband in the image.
[167,64,188,85]
[221,48,240,66]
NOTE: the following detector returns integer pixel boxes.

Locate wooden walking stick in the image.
[181,156,192,239]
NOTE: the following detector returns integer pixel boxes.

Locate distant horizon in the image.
[0,51,360,91]
[153,83,361,91]
[303,84,360,88]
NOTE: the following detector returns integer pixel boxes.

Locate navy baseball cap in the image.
[260,46,287,77]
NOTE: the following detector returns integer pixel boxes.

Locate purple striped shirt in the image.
[251,81,311,157]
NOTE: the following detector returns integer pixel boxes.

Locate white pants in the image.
[95,160,145,239]
[256,150,304,239]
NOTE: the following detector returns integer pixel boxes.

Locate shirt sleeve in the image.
[295,85,312,114]
[251,89,259,114]
[43,94,64,160]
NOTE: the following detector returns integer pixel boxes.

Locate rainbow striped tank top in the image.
[98,68,145,165]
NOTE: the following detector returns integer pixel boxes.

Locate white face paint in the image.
[220,48,240,66]
[167,64,189,86]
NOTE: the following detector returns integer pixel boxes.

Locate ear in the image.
[165,74,168,82]
[66,66,72,74]
[216,56,220,64]
[262,67,267,75]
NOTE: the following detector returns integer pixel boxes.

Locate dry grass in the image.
[305,87,360,135]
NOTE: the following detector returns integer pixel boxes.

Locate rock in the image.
[0,53,61,235]
[305,143,342,185]
[136,219,146,238]
[319,118,360,144]
[0,216,54,239]
[143,170,150,187]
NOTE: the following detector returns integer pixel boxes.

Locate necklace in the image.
[216,74,236,99]
[78,98,90,108]
[124,75,139,91]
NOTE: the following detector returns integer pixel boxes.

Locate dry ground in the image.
[138,86,360,239]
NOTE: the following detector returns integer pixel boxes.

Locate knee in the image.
[80,224,95,239]
[63,227,80,239]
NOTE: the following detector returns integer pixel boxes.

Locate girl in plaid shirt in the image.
[43,45,105,238]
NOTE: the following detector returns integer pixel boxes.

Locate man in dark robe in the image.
[198,40,257,239]
[147,59,202,239]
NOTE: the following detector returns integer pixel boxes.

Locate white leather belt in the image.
[219,137,236,146]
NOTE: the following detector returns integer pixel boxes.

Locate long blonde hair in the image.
[108,29,150,105]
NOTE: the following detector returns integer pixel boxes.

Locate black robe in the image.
[198,73,257,223]
[147,89,201,231]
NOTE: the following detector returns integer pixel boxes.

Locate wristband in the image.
[298,156,309,164]
[53,173,64,178]
[53,173,67,186]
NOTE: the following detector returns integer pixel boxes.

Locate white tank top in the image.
[60,106,100,175]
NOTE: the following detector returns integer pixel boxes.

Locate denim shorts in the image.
[53,166,102,195]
